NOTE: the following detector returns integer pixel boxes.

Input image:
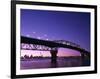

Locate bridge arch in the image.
[21,36,90,63]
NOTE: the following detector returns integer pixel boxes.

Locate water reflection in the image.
[21,56,90,70]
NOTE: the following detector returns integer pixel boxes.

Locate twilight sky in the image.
[21,9,90,57]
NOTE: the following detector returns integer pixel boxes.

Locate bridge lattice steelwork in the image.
[21,36,90,63]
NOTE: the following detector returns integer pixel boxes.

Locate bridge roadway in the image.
[21,36,90,63]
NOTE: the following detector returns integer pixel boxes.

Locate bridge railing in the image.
[53,40,80,48]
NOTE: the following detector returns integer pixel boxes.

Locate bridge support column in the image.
[50,49,58,63]
[80,53,85,59]
[80,52,85,65]
[80,52,90,66]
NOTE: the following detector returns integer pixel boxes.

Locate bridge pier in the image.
[50,49,58,64]
[80,52,90,66]
[81,53,85,59]
[80,53,85,66]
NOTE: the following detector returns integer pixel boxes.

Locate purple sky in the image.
[21,9,90,57]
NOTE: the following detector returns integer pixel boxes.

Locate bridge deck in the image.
[21,36,90,54]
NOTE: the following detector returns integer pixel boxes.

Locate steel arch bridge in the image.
[21,36,90,63]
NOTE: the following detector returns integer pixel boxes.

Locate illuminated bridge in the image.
[21,36,90,63]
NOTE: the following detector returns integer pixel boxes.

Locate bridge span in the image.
[21,36,90,63]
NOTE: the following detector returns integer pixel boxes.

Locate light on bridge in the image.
[67,43,70,45]
[26,34,30,37]
[37,37,41,39]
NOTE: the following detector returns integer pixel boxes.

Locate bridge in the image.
[21,36,90,63]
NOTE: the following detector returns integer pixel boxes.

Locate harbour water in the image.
[21,57,90,69]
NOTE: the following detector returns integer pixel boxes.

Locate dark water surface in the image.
[21,57,90,69]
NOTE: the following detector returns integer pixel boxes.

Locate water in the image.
[20,57,90,70]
